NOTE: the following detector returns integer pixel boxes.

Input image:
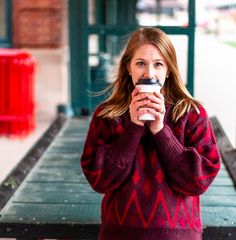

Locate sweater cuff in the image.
[114,122,144,164]
[153,124,184,162]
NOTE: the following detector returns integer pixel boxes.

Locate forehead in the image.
[132,44,163,59]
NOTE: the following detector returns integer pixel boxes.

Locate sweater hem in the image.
[98,224,202,240]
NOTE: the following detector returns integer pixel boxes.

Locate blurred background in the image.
[0,0,236,183]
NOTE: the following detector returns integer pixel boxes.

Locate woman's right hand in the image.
[129,87,150,126]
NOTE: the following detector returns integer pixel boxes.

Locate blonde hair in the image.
[98,27,199,122]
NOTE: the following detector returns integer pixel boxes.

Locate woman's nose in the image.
[143,65,155,78]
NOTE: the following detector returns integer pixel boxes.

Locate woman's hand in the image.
[129,87,150,126]
[146,92,165,134]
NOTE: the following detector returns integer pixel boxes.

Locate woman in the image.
[81,27,221,240]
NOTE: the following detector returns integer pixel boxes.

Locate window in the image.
[0,0,11,47]
[136,0,189,26]
[0,0,6,37]
[69,0,195,114]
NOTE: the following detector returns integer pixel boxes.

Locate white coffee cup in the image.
[136,78,162,121]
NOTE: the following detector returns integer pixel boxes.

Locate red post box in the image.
[0,49,35,137]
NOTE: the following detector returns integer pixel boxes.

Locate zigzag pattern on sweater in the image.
[103,190,201,230]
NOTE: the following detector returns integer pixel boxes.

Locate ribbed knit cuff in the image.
[153,124,185,163]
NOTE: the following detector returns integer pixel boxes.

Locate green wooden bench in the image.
[0,116,235,239]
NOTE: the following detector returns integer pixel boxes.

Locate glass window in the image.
[89,34,99,66]
[169,35,188,84]
[89,33,188,84]
[136,0,189,26]
[0,0,7,37]
[88,0,96,25]
[89,34,127,85]
[89,0,189,27]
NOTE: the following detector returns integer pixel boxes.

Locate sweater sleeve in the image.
[81,109,144,194]
[153,106,221,196]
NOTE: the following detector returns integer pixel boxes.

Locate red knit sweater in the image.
[81,104,221,240]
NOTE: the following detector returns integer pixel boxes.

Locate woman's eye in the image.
[136,61,145,66]
[155,62,163,67]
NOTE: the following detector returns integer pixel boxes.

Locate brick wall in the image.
[13,0,67,48]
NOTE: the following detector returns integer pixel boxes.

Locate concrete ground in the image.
[0,113,54,183]
[0,47,67,184]
[0,33,235,185]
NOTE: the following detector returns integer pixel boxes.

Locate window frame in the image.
[69,0,195,115]
[0,0,12,47]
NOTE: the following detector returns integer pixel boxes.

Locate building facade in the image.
[0,0,69,119]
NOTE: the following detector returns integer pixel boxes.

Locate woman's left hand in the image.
[146,92,165,135]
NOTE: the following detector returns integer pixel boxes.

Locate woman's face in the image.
[128,44,169,86]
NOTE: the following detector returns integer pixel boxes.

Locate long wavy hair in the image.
[98,27,199,122]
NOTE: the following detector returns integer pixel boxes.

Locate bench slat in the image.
[202,206,236,226]
[0,203,101,223]
[13,182,95,193]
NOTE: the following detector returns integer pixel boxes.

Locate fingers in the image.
[132,92,150,103]
[131,86,140,98]
[129,88,165,126]
[146,92,165,114]
[154,91,165,100]
[147,92,164,103]
[130,87,147,126]
[145,103,163,114]
[131,88,151,111]
[145,92,165,134]
[146,107,163,119]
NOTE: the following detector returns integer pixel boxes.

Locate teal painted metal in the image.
[117,0,137,25]
[69,0,90,115]
[6,0,12,45]
[95,0,106,52]
[0,0,12,47]
[106,0,117,25]
[69,0,196,115]
[105,0,119,58]
[94,0,104,25]
[126,0,138,25]
[88,25,191,35]
[187,0,195,96]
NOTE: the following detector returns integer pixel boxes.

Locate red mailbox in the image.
[0,49,35,137]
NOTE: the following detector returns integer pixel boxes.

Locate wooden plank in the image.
[0,222,100,239]
[35,153,81,170]
[0,115,67,211]
[0,203,101,223]
[12,190,102,204]
[203,227,236,240]
[12,182,95,193]
[27,170,87,183]
[217,168,232,177]
[205,186,236,195]
[60,120,89,135]
[210,117,236,186]
[46,146,84,153]
[39,161,79,168]
[201,195,236,207]
[210,177,234,186]
[201,206,236,226]
[39,152,82,163]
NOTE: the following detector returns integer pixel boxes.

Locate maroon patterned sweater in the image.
[81,104,221,240]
